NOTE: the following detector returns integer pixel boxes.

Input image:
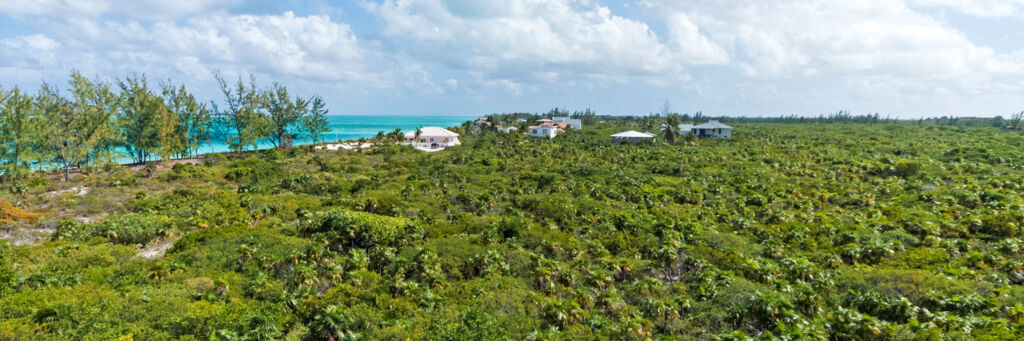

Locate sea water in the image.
[194,115,476,156]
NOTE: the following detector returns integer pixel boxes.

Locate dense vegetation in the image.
[1,116,1024,340]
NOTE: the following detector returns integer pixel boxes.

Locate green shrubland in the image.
[0,118,1022,339]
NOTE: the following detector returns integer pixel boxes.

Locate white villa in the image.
[404,126,461,150]
[693,120,732,138]
[612,131,657,144]
[528,125,560,138]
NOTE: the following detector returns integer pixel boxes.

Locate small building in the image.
[528,125,560,138]
[404,126,461,150]
[693,120,732,138]
[552,116,583,130]
[499,126,518,134]
[612,131,657,144]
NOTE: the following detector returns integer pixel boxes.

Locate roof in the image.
[694,120,732,129]
[678,124,694,131]
[539,122,569,129]
[537,119,553,122]
[611,131,656,138]
[404,126,459,138]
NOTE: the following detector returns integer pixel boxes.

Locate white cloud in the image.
[909,0,1024,18]
[362,0,687,86]
[151,12,366,80]
[3,0,1024,115]
[0,0,242,20]
[0,34,61,68]
[664,12,729,65]
[642,0,1024,94]
[0,11,403,92]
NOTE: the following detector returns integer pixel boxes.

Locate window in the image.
[430,138,434,142]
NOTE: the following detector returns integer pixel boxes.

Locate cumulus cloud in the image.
[0,0,243,20]
[0,11,384,87]
[362,0,688,86]
[642,0,1024,98]
[150,12,366,80]
[2,0,1024,115]
[0,34,61,69]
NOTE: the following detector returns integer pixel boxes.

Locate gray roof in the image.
[693,120,732,129]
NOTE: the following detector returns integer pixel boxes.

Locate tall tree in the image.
[214,73,268,153]
[662,114,682,144]
[264,82,308,149]
[302,95,330,144]
[68,71,121,166]
[156,103,181,161]
[37,84,86,181]
[117,74,166,163]
[0,87,42,181]
[161,81,211,158]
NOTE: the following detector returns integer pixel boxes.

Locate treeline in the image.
[652,110,1024,127]
[0,71,330,181]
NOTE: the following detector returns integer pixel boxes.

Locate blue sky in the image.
[1,0,1024,118]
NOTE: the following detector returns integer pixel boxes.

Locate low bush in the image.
[53,213,173,245]
[300,209,423,250]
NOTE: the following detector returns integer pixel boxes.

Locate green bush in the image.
[300,209,423,250]
[162,163,213,181]
[53,213,173,245]
[224,158,285,192]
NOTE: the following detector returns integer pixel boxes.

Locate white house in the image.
[404,126,461,150]
[528,125,560,138]
[612,131,657,144]
[552,116,583,130]
[693,120,732,138]
[499,126,518,134]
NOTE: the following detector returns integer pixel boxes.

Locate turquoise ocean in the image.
[193,115,476,156]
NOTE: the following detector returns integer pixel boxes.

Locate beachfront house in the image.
[693,120,732,138]
[404,126,461,150]
[528,125,560,138]
[612,131,657,144]
[552,116,583,130]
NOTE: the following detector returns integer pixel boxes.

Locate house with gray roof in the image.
[693,120,732,138]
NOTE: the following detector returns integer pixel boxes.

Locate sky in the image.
[1,0,1024,118]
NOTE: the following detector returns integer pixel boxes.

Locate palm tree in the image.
[661,114,682,144]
